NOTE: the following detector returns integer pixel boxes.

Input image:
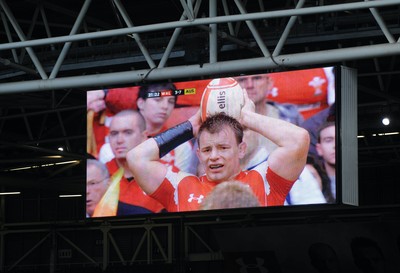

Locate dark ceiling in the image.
[0,0,399,209]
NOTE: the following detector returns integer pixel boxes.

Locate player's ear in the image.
[238,141,247,159]
[137,97,145,111]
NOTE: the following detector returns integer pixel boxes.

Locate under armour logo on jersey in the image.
[187,194,204,203]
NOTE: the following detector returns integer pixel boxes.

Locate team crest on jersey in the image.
[187,194,204,203]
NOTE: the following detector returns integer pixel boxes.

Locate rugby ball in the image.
[200,78,245,121]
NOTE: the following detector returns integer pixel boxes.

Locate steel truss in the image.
[1,206,400,272]
[0,0,399,93]
[1,220,173,271]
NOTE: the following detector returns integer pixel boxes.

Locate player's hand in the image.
[87,90,106,113]
[189,109,202,137]
[239,89,255,124]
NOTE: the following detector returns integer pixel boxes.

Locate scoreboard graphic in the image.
[147,88,196,98]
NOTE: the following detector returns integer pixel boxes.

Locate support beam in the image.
[369,6,396,43]
[1,11,18,63]
[1,42,400,93]
[0,57,38,76]
[1,0,399,51]
[7,232,51,271]
[49,0,92,79]
[0,0,48,79]
[234,0,270,57]
[180,0,194,21]
[158,0,201,68]
[112,0,156,69]
[57,231,99,265]
[39,4,56,51]
[273,0,306,57]
[17,5,40,64]
[209,0,218,63]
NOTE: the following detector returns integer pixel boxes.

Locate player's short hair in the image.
[112,109,146,132]
[200,180,260,210]
[87,159,110,181]
[198,113,244,145]
[137,82,177,104]
[317,121,335,143]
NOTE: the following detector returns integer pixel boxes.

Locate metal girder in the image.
[0,0,47,79]
[1,221,173,271]
[49,0,92,79]
[1,201,400,272]
[0,0,400,93]
[1,42,400,93]
[1,0,399,51]
[112,0,156,69]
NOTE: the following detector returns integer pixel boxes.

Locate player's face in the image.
[86,164,108,216]
[138,96,175,128]
[197,126,246,183]
[109,115,146,159]
[316,125,336,165]
[235,75,272,105]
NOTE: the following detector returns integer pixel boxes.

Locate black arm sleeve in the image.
[153,120,194,158]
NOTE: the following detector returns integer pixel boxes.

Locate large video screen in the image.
[86,66,339,218]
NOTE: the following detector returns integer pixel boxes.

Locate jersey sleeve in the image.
[150,177,178,212]
[266,167,296,206]
[149,170,199,212]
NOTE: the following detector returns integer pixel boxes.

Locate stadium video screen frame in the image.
[86,66,357,218]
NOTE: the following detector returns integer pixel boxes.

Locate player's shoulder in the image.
[244,162,269,178]
[165,169,197,185]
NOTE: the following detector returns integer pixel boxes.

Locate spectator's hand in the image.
[188,109,202,137]
[87,90,106,113]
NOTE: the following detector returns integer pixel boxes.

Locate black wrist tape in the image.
[154,120,194,158]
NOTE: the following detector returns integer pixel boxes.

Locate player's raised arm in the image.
[127,110,202,194]
[240,91,310,182]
